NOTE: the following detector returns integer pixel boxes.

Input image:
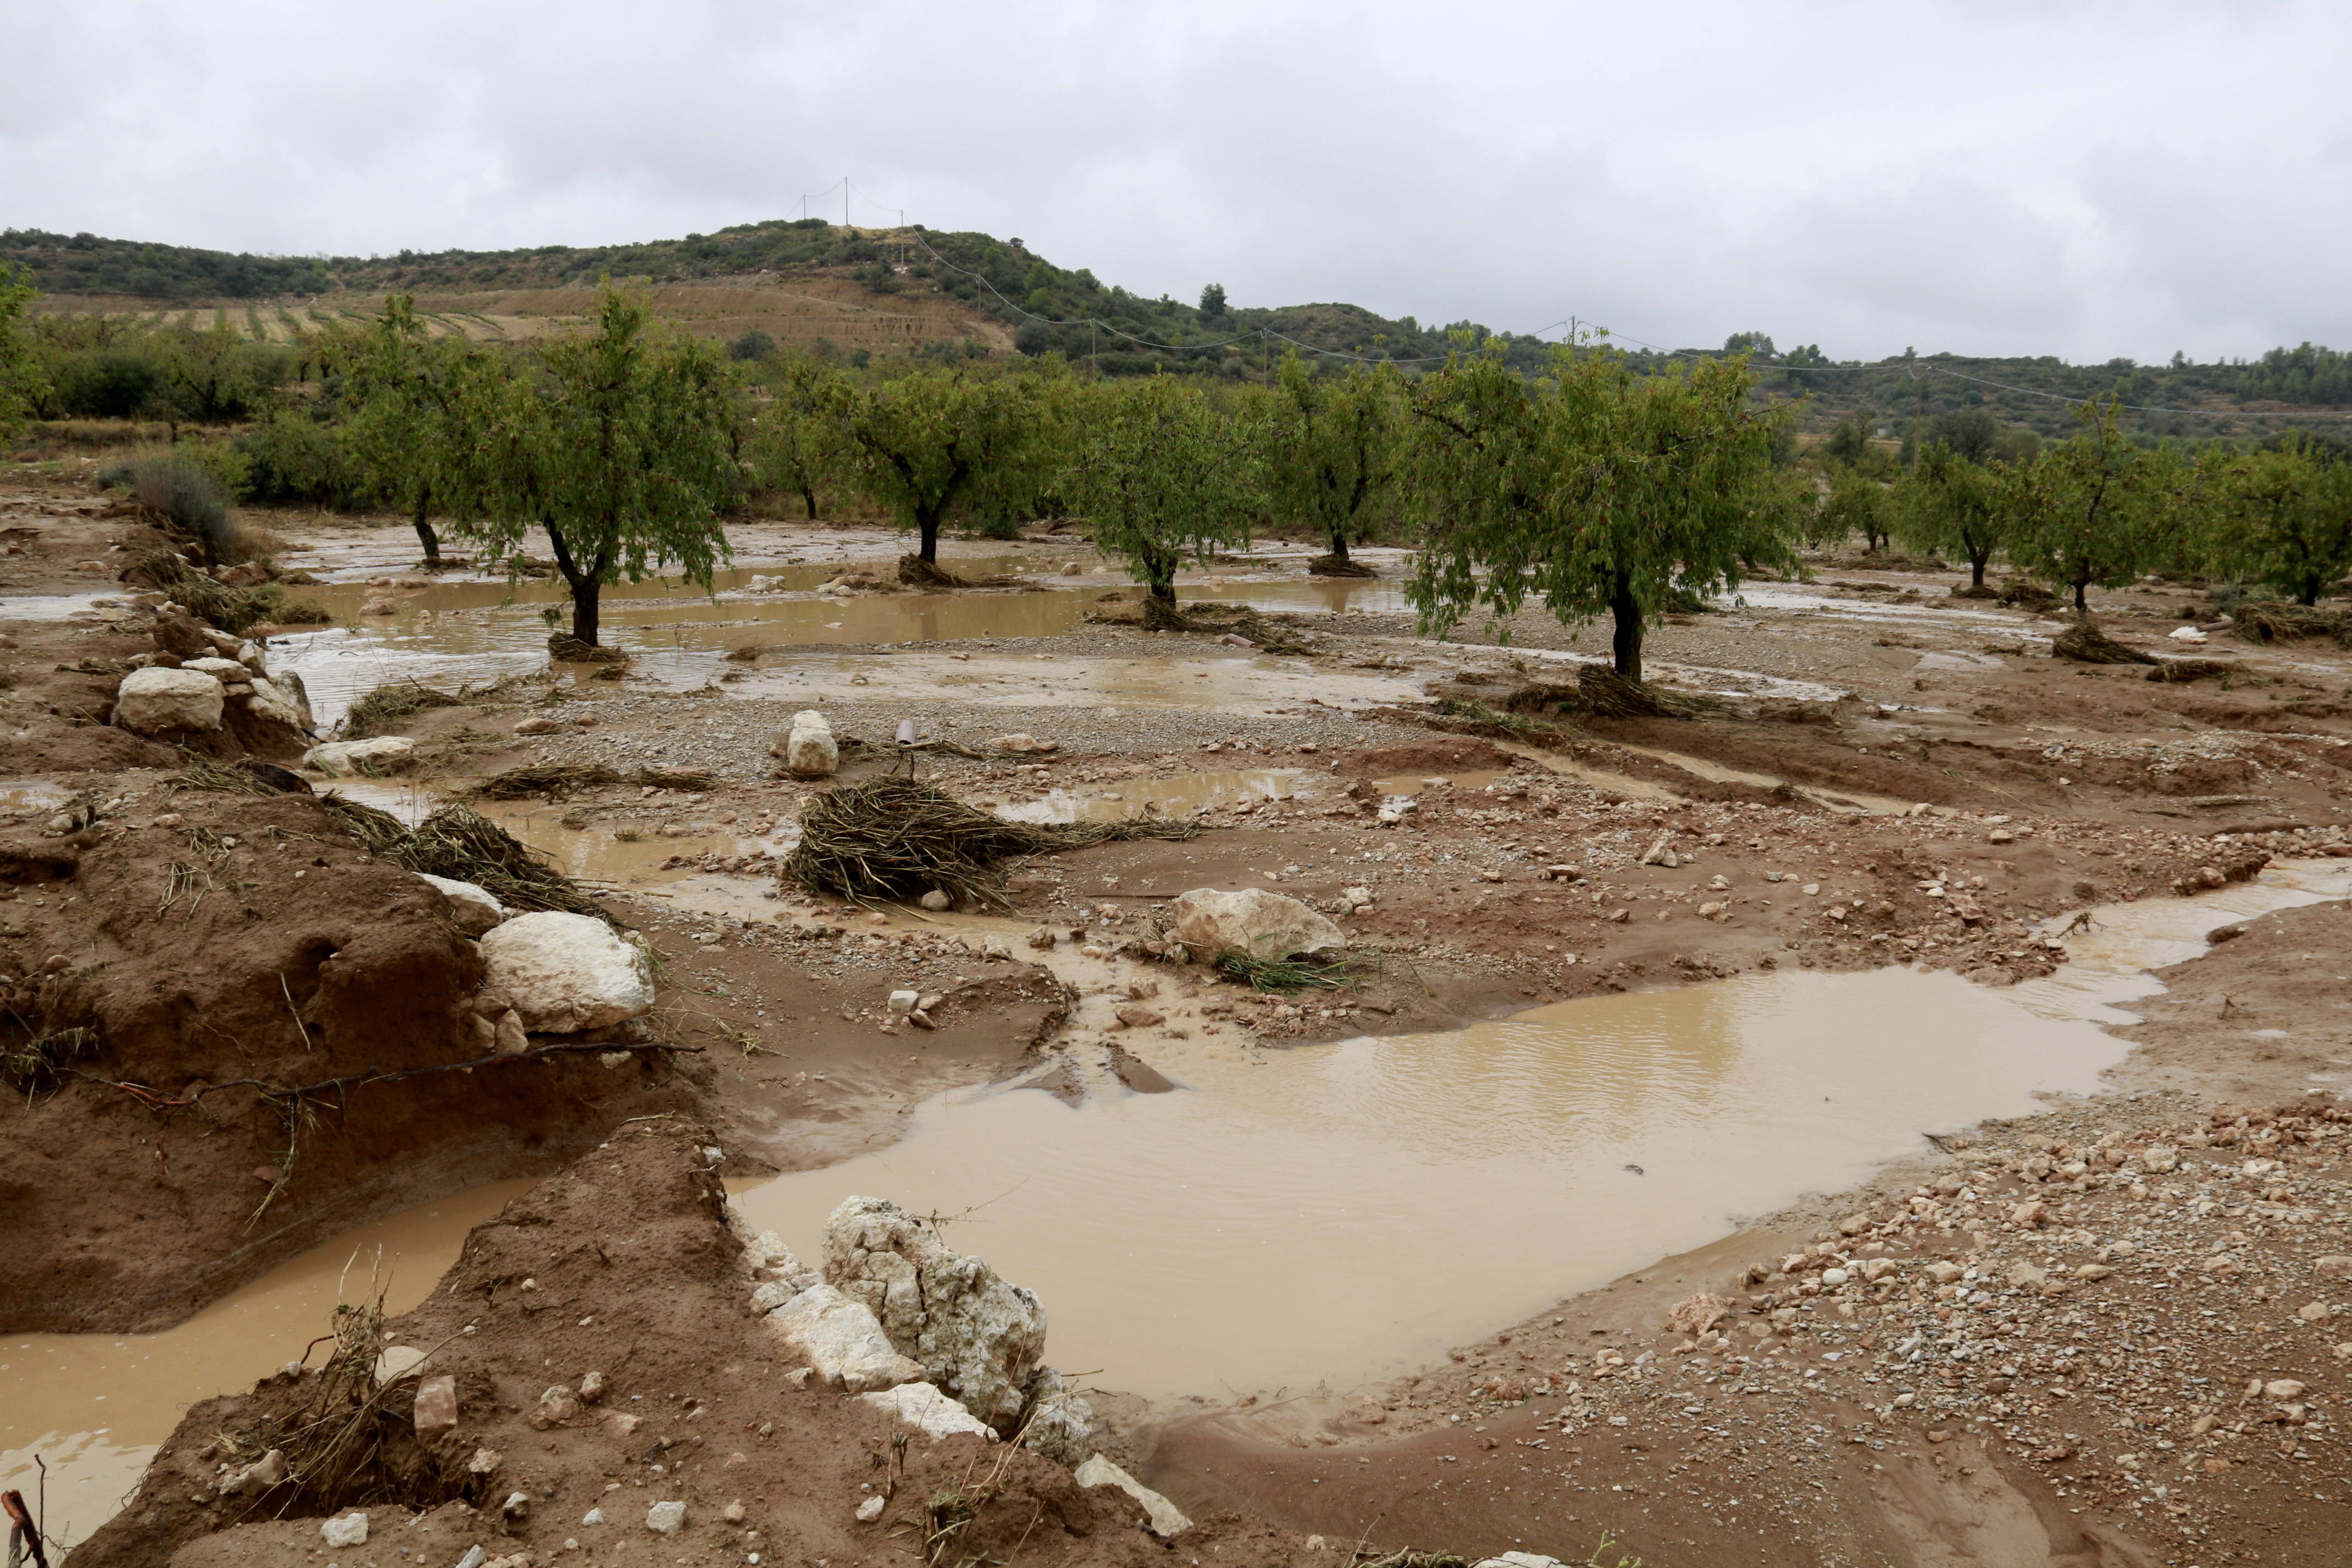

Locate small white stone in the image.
[645,1499,687,1534]
[320,1511,368,1548]
[856,1495,886,1522]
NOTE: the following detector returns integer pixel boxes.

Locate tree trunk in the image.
[802,485,819,520]
[1148,578,1177,603]
[1969,547,1989,589]
[916,503,942,563]
[1327,530,1349,562]
[412,486,440,564]
[2299,581,2321,607]
[544,522,607,646]
[1609,575,1644,682]
[2073,580,2089,622]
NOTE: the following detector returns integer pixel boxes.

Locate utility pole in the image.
[844,178,850,230]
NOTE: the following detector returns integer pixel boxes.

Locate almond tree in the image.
[2010,399,2177,620]
[1063,376,1257,624]
[1895,442,2015,588]
[841,365,1055,564]
[2202,435,2352,606]
[1403,345,1799,683]
[1256,351,1400,569]
[0,263,43,440]
[449,284,736,647]
[341,295,484,564]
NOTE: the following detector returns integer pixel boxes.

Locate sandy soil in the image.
[6,468,2351,1564]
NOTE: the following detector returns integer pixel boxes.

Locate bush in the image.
[727,329,776,362]
[234,411,361,506]
[51,349,161,419]
[104,448,234,560]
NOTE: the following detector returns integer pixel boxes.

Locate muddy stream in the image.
[13,852,2344,1542]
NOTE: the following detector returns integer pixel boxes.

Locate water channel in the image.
[9,861,2342,1549]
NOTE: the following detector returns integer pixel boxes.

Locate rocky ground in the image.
[3,467,2350,1564]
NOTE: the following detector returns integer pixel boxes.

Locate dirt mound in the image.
[0,784,698,1333]
[1332,737,1515,778]
[74,1121,1295,1568]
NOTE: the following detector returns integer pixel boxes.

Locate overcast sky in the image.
[4,1,2346,363]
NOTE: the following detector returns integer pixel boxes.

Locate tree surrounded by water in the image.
[441,282,738,647]
[1253,352,1401,568]
[1063,376,1259,622]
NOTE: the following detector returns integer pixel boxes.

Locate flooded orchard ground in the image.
[15,865,2337,1543]
[732,861,2350,1400]
[263,556,1410,729]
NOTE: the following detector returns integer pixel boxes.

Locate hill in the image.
[4,220,2348,442]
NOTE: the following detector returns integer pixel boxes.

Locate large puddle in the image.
[14,862,2344,1543]
[2,1180,532,1551]
[261,558,1408,729]
[728,860,2350,1398]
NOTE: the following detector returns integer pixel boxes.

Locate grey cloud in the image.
[2,0,2345,360]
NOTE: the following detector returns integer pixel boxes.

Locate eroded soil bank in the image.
[2,472,2348,1564]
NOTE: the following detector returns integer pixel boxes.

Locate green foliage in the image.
[440,283,738,645]
[1254,352,1401,559]
[1812,465,1891,551]
[0,262,44,439]
[0,227,332,299]
[339,296,498,557]
[233,410,360,506]
[1403,345,1800,680]
[745,355,852,519]
[841,365,1061,561]
[1199,282,1228,319]
[2009,399,2182,618]
[1894,443,2014,585]
[2199,435,2352,606]
[1063,377,1259,602]
[727,329,776,362]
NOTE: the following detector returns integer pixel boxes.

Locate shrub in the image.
[105,449,234,561]
[727,329,776,362]
[234,411,362,506]
[52,349,161,419]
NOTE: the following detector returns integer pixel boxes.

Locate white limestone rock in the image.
[304,737,417,777]
[1018,1365,1098,1466]
[419,873,508,936]
[320,1511,369,1548]
[856,1381,995,1442]
[824,1195,1046,1430]
[241,675,309,731]
[781,709,839,777]
[1169,887,1346,962]
[113,666,224,734]
[1073,1454,1191,1537]
[763,1282,926,1393]
[478,911,655,1034]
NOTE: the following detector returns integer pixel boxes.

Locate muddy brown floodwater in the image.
[1,1180,533,1552]
[728,860,2351,1402]
[265,562,1409,727]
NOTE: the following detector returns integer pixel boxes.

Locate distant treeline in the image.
[3,222,2348,429]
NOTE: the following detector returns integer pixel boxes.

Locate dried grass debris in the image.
[783,776,1199,906]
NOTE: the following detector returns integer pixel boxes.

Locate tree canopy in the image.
[2201,435,2352,606]
[1254,353,1400,564]
[2009,399,2180,619]
[841,366,1058,563]
[1063,377,1259,619]
[0,263,42,440]
[441,284,737,646]
[1403,346,1800,680]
